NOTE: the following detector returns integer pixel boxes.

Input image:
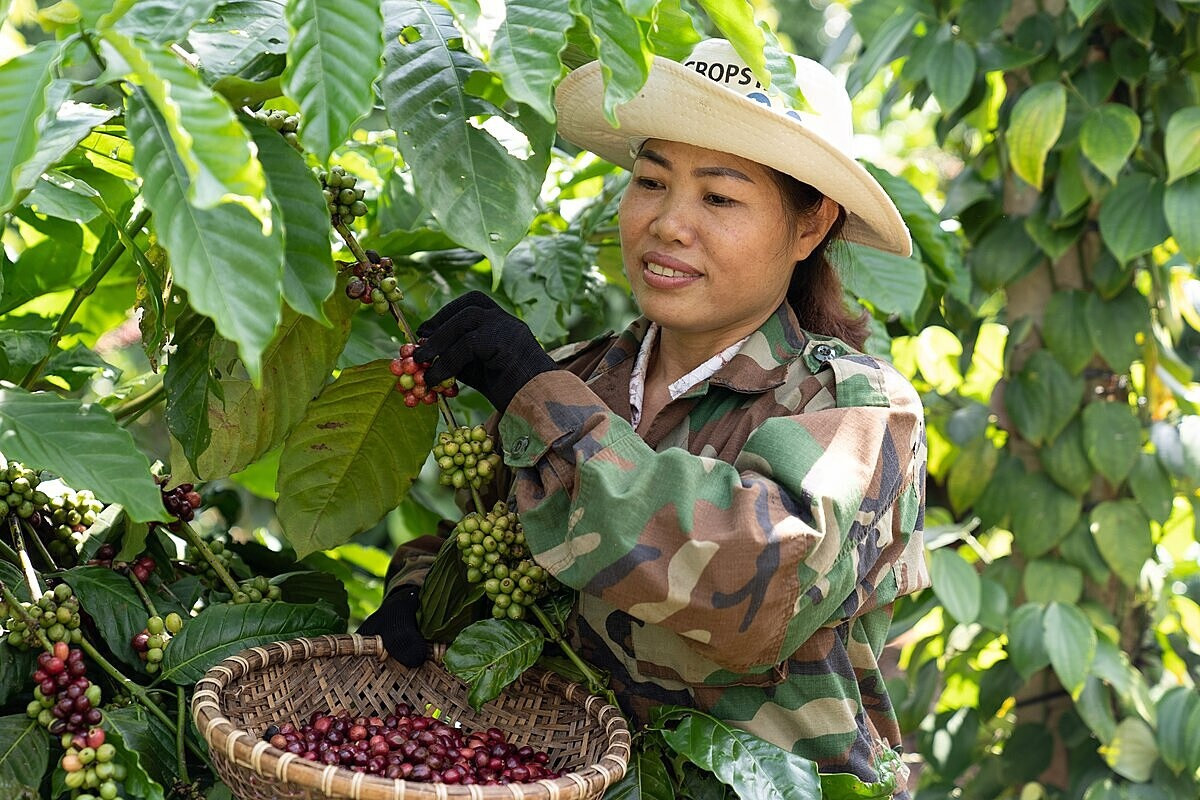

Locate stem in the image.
[529,604,616,707]
[175,686,190,783]
[10,516,44,601]
[112,381,166,425]
[173,521,242,597]
[0,535,20,565]
[20,519,59,573]
[128,572,159,617]
[0,581,55,653]
[21,208,153,389]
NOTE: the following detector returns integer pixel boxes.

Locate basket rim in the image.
[191,633,631,800]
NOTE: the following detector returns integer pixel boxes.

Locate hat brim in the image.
[554,58,912,257]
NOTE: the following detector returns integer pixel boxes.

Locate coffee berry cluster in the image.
[27,486,104,567]
[131,613,183,674]
[85,545,157,584]
[0,459,45,520]
[434,425,501,490]
[319,166,368,225]
[344,249,403,314]
[27,641,103,736]
[157,477,203,524]
[184,536,234,588]
[454,501,556,620]
[252,107,301,150]
[2,582,82,649]
[60,728,126,799]
[263,704,562,785]
[233,574,282,605]
[390,342,458,407]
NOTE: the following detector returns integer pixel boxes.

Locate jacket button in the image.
[507,436,530,457]
[813,344,837,363]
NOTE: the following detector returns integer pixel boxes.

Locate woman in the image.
[362,38,929,796]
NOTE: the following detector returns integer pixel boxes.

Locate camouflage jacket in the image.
[497,302,929,794]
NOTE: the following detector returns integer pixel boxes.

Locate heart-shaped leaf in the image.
[1007,602,1049,680]
[1098,172,1170,265]
[1007,82,1065,190]
[929,547,981,624]
[1081,401,1141,485]
[1155,686,1200,775]
[1166,106,1200,183]
[1080,104,1140,182]
[1089,499,1153,587]
[1042,601,1096,695]
[443,618,543,710]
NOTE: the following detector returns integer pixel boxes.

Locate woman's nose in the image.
[647,196,696,244]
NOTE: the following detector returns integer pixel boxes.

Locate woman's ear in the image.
[791,196,841,261]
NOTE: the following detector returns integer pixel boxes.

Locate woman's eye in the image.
[705,193,734,206]
[634,177,663,190]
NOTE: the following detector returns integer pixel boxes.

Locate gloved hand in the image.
[414,292,556,414]
[357,584,428,668]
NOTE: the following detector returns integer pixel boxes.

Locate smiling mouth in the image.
[645,261,698,279]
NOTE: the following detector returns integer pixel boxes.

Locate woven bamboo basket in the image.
[192,634,630,800]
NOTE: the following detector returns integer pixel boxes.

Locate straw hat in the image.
[554,39,912,257]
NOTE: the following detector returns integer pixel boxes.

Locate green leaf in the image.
[1155,686,1200,775]
[443,618,543,710]
[248,123,335,324]
[418,536,485,643]
[58,566,152,669]
[270,570,350,623]
[0,42,59,214]
[841,244,927,318]
[605,747,676,800]
[1164,172,1200,264]
[491,0,572,122]
[947,434,998,514]
[16,100,117,191]
[104,31,268,214]
[1007,602,1049,680]
[1098,172,1170,265]
[1080,104,1140,183]
[0,387,168,522]
[929,547,981,624]
[969,216,1042,291]
[187,0,289,81]
[1081,401,1141,485]
[1110,0,1155,43]
[1042,601,1096,695]
[164,311,216,472]
[276,361,438,558]
[1009,473,1080,557]
[23,172,103,222]
[926,37,976,116]
[127,92,284,384]
[0,715,48,791]
[1023,560,1083,605]
[1068,0,1106,24]
[159,601,343,684]
[0,639,36,708]
[574,0,654,124]
[173,293,355,481]
[1165,106,1200,184]
[1127,453,1173,524]
[1085,286,1149,373]
[105,705,179,791]
[283,0,382,162]
[1003,350,1083,446]
[845,8,919,98]
[1007,82,1066,190]
[1089,499,1154,587]
[111,0,220,44]
[103,712,167,800]
[1042,290,1094,375]
[380,0,554,276]
[652,708,822,800]
[1102,718,1159,783]
[1039,420,1094,496]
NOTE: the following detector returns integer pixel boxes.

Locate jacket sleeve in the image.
[498,366,926,675]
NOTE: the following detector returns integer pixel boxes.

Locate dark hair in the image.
[768,170,870,351]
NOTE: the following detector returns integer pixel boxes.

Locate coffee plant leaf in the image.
[1085,286,1150,374]
[178,291,355,480]
[1042,601,1096,695]
[248,123,335,326]
[1163,173,1200,264]
[1006,81,1065,190]
[58,566,155,670]
[1081,401,1141,485]
[0,41,59,214]
[443,618,543,710]
[1102,717,1159,783]
[380,0,554,276]
[865,163,961,285]
[0,560,30,601]
[0,639,36,708]
[1007,602,1049,680]
[418,536,485,643]
[1155,686,1200,775]
[841,243,927,318]
[490,0,573,123]
[1098,172,1170,265]
[159,601,343,684]
[0,715,48,792]
[108,0,221,44]
[126,92,283,384]
[1089,499,1154,588]
[1080,104,1140,183]
[16,101,117,192]
[929,547,981,624]
[276,361,437,558]
[105,705,179,790]
[186,0,288,82]
[651,707,822,800]
[103,714,167,800]
[0,386,169,522]
[165,310,216,472]
[283,0,382,163]
[269,570,350,624]
[605,746,676,800]
[1042,290,1093,375]
[821,745,904,799]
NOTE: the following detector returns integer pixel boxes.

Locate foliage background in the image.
[0,0,1197,799]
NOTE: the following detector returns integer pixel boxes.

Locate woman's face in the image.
[618,140,835,348]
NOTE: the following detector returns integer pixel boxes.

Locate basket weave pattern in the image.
[192,634,630,800]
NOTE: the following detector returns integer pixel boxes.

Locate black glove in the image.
[414,292,556,414]
[357,584,427,668]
